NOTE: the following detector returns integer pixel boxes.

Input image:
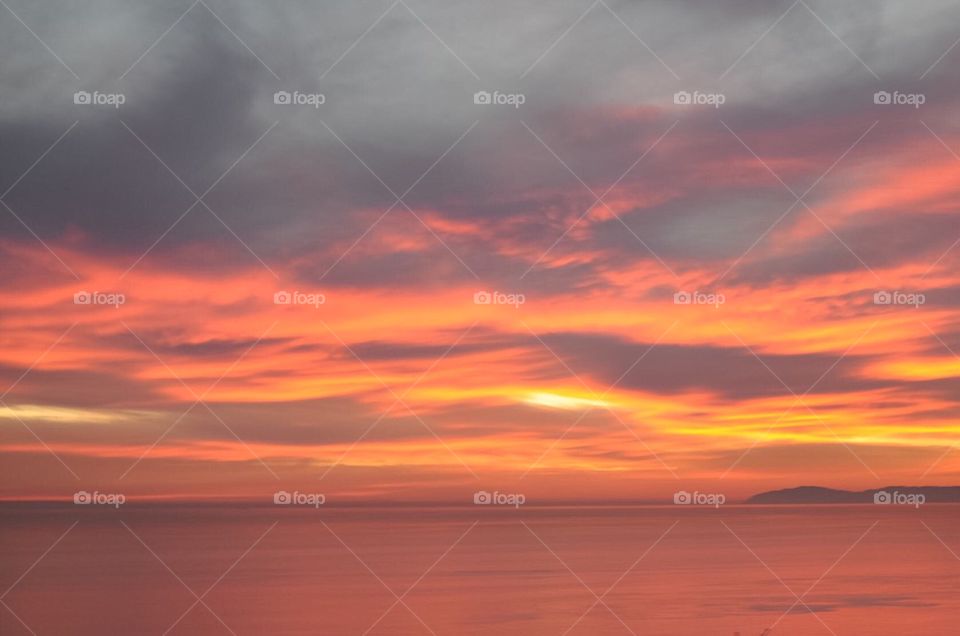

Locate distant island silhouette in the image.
[747,485,960,504]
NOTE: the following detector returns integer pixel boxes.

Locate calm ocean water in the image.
[1,504,957,634]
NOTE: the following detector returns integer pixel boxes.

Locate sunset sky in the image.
[2,0,960,502]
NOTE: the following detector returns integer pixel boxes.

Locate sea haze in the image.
[1,504,957,635]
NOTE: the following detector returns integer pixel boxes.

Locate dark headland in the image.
[746,485,960,504]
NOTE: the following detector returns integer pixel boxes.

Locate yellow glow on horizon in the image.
[869,357,960,381]
[524,392,611,410]
[0,404,151,424]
